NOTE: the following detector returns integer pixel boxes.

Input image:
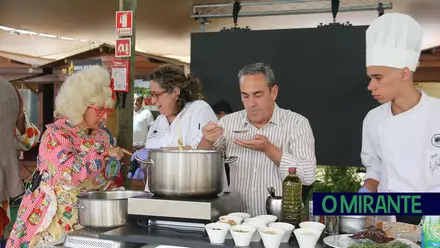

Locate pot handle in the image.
[135,157,155,168]
[74,204,85,210]
[59,198,85,210]
[224,156,238,164]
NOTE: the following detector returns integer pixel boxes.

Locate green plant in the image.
[134,87,151,97]
[307,166,363,202]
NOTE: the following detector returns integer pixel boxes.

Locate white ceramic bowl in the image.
[243,221,267,242]
[299,221,325,234]
[244,217,270,225]
[269,222,295,243]
[258,226,286,248]
[254,215,278,224]
[294,228,322,248]
[216,221,233,239]
[205,222,230,244]
[228,212,251,220]
[219,215,243,226]
[229,225,257,247]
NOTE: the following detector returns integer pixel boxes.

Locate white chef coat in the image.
[143,100,229,192]
[145,100,218,149]
[133,108,154,147]
[361,90,440,193]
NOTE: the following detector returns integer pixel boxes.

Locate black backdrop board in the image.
[190,25,380,167]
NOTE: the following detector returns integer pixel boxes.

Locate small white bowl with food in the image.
[254,214,278,224]
[269,222,295,243]
[229,224,257,247]
[244,217,270,225]
[216,221,233,239]
[258,226,286,248]
[204,222,231,244]
[243,221,267,242]
[228,212,251,220]
[219,215,242,226]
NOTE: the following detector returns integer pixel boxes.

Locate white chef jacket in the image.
[133,108,154,147]
[361,90,440,193]
[143,100,228,192]
[145,100,218,149]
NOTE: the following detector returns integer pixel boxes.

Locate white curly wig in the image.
[54,65,115,125]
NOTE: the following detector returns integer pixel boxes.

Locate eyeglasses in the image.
[89,106,112,118]
[150,90,167,100]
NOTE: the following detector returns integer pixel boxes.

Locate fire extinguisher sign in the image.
[115,11,133,36]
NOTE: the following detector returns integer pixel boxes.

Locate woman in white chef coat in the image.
[145,64,218,149]
[359,13,440,225]
[130,64,227,190]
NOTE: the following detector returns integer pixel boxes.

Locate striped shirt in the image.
[214,103,316,216]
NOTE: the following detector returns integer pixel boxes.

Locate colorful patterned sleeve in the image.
[38,127,108,187]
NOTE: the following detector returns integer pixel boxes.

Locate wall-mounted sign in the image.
[68,59,102,75]
[111,60,130,92]
[115,38,131,57]
[116,11,133,36]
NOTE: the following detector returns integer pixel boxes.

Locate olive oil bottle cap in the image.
[288,167,296,173]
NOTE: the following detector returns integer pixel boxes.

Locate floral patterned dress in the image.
[6,118,116,248]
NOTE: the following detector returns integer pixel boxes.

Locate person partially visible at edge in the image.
[14,88,41,154]
[133,93,154,151]
[6,66,131,248]
[0,78,42,240]
[0,77,24,241]
[359,13,440,225]
[129,65,226,190]
[199,62,316,216]
[212,100,233,119]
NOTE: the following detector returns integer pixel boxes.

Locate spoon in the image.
[270,186,276,197]
[233,130,249,134]
[266,185,276,198]
[177,139,184,152]
[176,117,184,152]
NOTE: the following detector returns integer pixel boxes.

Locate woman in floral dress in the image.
[7,66,130,248]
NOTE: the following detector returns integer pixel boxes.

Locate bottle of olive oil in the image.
[281,167,303,227]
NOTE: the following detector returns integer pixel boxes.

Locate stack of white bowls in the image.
[205,212,309,248]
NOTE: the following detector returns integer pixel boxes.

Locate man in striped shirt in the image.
[198,62,316,216]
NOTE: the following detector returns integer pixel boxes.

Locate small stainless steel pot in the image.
[339,215,373,234]
[77,190,149,228]
[266,196,282,220]
[140,150,234,198]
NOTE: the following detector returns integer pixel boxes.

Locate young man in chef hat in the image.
[359,13,440,225]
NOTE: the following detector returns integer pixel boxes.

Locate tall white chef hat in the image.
[366,13,423,72]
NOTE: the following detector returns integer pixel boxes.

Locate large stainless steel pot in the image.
[77,190,149,228]
[141,150,234,198]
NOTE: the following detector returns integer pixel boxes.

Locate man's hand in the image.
[234,134,271,152]
[234,134,282,165]
[202,122,224,144]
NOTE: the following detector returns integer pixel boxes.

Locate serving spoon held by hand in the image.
[177,118,184,152]
[233,130,249,134]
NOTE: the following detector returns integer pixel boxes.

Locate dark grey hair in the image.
[237,62,276,88]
